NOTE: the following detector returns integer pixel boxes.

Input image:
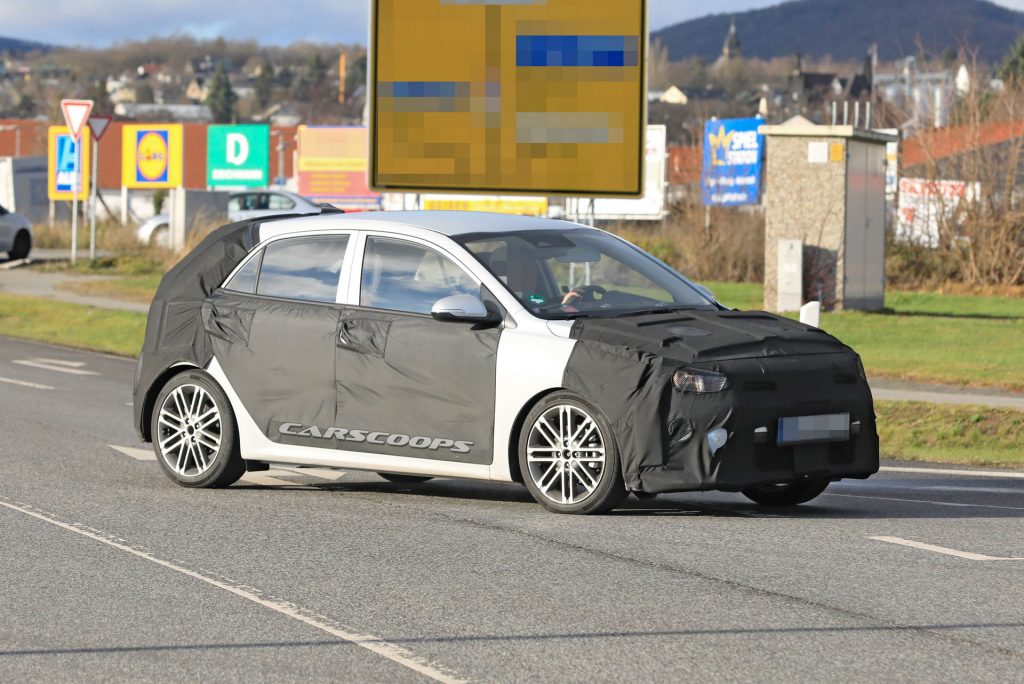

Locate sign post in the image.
[86,115,112,260]
[60,99,93,264]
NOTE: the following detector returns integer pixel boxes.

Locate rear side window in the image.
[268,194,296,210]
[223,250,263,294]
[255,235,349,303]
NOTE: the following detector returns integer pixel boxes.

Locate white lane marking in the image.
[0,376,53,390]
[13,358,99,376]
[870,536,1024,561]
[827,492,1024,511]
[272,466,347,481]
[109,444,156,461]
[880,466,1024,480]
[0,497,464,684]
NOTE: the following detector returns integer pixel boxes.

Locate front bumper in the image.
[626,353,879,494]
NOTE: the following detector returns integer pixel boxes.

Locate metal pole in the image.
[120,185,128,225]
[71,137,79,264]
[89,129,99,260]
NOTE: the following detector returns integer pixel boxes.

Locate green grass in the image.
[703,282,1024,392]
[876,400,1024,468]
[55,274,162,304]
[0,294,146,357]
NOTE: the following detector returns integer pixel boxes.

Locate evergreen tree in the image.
[1000,35,1024,82]
[205,63,237,123]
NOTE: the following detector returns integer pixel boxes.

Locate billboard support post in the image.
[120,186,128,226]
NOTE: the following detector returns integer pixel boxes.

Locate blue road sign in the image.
[701,117,764,207]
[54,134,80,194]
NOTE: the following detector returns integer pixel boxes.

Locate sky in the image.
[4,0,1024,47]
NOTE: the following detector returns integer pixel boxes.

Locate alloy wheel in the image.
[525,404,607,505]
[157,384,222,477]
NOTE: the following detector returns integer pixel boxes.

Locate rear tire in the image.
[378,473,433,484]
[9,230,30,260]
[519,391,627,514]
[151,369,244,488]
[741,478,829,506]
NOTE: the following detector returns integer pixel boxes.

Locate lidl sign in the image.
[121,124,183,189]
[47,126,91,201]
[207,124,270,188]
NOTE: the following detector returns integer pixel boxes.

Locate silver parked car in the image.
[137,190,322,247]
[0,203,32,260]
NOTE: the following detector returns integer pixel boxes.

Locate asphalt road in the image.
[1,336,1022,683]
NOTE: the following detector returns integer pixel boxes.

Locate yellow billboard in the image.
[121,124,183,189]
[421,194,548,216]
[47,126,91,202]
[371,0,647,197]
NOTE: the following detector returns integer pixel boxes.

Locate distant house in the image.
[114,103,213,123]
[185,77,207,104]
[786,50,875,122]
[648,85,688,105]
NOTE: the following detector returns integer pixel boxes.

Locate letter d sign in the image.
[226,133,249,166]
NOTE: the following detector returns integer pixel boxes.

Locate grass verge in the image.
[0,294,146,357]
[704,281,1024,392]
[876,400,1024,468]
[55,274,162,304]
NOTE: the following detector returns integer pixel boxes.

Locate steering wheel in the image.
[563,284,607,306]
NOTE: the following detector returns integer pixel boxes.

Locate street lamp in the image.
[0,125,21,156]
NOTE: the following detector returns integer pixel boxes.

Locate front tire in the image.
[9,230,30,260]
[741,478,829,506]
[151,369,244,488]
[519,392,627,514]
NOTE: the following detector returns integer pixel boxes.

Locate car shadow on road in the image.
[230,478,1024,520]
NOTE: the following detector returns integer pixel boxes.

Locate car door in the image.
[333,234,503,465]
[0,204,13,252]
[204,232,354,443]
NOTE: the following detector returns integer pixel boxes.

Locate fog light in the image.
[673,367,728,393]
[707,428,728,455]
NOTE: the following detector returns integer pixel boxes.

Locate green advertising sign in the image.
[207,124,270,188]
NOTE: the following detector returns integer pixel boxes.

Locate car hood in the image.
[568,308,852,363]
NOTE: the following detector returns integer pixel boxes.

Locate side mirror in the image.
[431,294,493,322]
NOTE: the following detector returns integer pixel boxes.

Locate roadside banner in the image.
[121,124,183,189]
[701,117,764,206]
[593,125,667,220]
[296,126,381,210]
[207,124,270,188]
[47,125,90,201]
[897,177,979,248]
[421,194,548,216]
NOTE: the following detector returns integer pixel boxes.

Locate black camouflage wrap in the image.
[133,219,263,440]
[563,309,879,494]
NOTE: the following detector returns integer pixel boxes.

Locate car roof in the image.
[262,210,588,239]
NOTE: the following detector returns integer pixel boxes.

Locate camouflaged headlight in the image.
[672,367,728,394]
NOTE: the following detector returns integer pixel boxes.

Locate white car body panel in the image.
[209,215,581,482]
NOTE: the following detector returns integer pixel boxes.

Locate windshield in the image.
[456,228,717,320]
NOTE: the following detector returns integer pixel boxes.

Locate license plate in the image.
[777,413,850,446]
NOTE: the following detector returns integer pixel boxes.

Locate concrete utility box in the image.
[168,189,230,252]
[759,122,893,312]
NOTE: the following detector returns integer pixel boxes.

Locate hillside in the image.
[0,36,51,54]
[653,0,1024,63]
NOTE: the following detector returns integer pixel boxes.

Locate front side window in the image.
[360,237,477,314]
[255,235,349,303]
[458,229,715,319]
[268,194,297,211]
